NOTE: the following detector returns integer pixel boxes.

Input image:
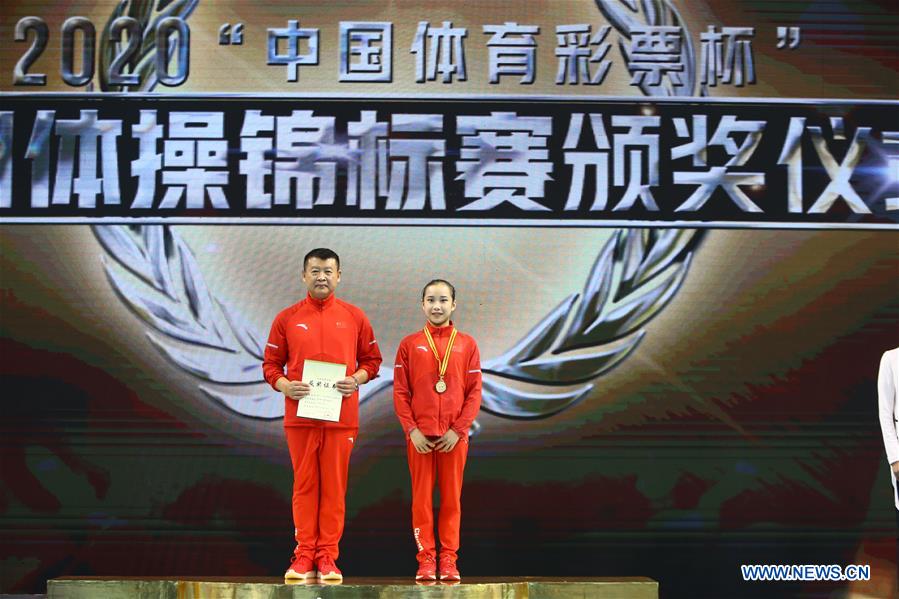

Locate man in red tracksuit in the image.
[263,248,382,582]
[393,279,482,581]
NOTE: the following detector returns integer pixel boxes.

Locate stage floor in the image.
[48,576,659,598]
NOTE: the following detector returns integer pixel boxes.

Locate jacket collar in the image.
[425,320,455,336]
[306,291,336,309]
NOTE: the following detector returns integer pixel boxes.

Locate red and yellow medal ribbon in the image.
[423,325,457,385]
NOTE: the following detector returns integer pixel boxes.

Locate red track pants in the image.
[285,427,356,561]
[406,434,469,561]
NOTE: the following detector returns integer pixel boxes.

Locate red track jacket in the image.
[263,293,382,428]
[393,322,482,438]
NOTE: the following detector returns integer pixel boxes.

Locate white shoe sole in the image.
[284,569,317,580]
[319,572,343,582]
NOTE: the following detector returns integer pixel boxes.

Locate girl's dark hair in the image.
[421,279,456,301]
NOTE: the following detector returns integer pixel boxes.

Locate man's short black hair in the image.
[421,279,456,302]
[303,248,340,271]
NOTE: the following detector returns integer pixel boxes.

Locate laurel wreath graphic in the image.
[596,0,705,98]
[91,0,705,422]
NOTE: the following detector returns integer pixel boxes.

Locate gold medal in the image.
[423,325,457,395]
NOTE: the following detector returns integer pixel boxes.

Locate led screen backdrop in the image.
[1,1,898,598]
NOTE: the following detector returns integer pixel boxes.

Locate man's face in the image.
[302,257,340,300]
[421,283,456,327]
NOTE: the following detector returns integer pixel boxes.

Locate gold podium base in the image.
[48,576,659,598]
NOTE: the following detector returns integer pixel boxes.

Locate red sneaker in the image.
[438,555,460,581]
[415,555,437,581]
[317,556,343,582]
[284,556,316,580]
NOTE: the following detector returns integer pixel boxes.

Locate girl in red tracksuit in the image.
[393,279,482,582]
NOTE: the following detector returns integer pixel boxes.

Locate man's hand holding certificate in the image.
[298,360,348,422]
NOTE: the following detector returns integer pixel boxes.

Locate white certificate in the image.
[297,359,346,422]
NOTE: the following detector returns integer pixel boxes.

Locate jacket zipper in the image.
[318,299,324,354]
[437,331,443,433]
[319,299,327,425]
